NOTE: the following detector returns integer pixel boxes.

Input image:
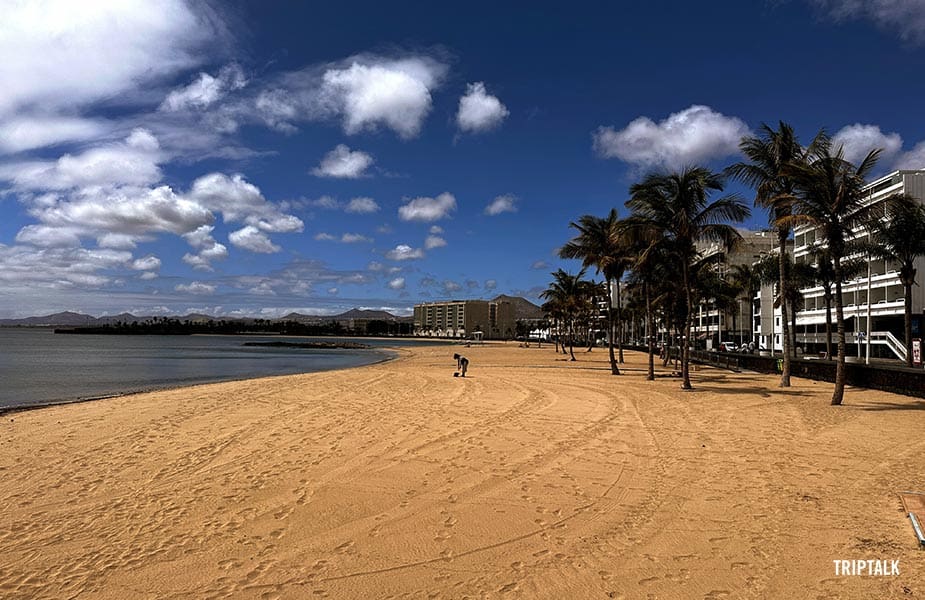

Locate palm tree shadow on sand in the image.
[848,400,925,411]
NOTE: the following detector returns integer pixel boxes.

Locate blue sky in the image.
[2,0,925,318]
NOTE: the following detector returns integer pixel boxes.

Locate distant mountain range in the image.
[0,296,543,327]
[0,308,413,328]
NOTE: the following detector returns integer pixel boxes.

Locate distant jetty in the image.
[242,341,372,350]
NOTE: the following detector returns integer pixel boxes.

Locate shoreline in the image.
[0,346,401,417]
[3,344,923,599]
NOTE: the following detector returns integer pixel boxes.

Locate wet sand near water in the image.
[1,343,923,599]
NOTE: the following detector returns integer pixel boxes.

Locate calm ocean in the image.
[0,328,446,411]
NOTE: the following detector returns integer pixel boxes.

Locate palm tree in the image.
[627,167,750,389]
[541,268,589,361]
[560,209,631,374]
[784,139,881,405]
[727,122,825,387]
[867,194,925,367]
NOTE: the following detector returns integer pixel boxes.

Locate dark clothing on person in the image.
[453,353,469,377]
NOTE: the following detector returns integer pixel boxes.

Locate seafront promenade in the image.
[1,343,922,599]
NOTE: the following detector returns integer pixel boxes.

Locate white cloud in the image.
[131,255,161,271]
[0,116,111,154]
[424,235,447,249]
[229,225,280,254]
[388,277,406,290]
[429,225,444,234]
[328,287,339,295]
[0,0,223,119]
[531,260,549,270]
[0,245,132,289]
[341,233,372,243]
[832,123,903,165]
[319,57,447,138]
[443,280,462,294]
[367,261,385,271]
[311,144,374,178]
[98,233,141,250]
[896,141,925,169]
[484,279,497,290]
[809,0,925,44]
[345,197,380,213]
[188,173,303,233]
[160,64,247,112]
[21,184,213,245]
[484,194,517,216]
[456,82,509,133]
[0,128,164,190]
[314,232,337,241]
[385,244,425,261]
[176,281,216,295]
[593,105,750,170]
[398,192,456,222]
[182,225,228,270]
[140,271,158,280]
[309,196,341,210]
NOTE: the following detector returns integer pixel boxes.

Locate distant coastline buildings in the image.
[413,299,516,339]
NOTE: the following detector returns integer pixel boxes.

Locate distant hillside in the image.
[0,308,411,327]
[493,295,544,320]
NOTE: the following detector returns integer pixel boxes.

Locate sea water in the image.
[0,328,444,410]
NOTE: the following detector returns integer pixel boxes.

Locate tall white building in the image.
[788,169,925,359]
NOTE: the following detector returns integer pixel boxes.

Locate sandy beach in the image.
[1,343,924,599]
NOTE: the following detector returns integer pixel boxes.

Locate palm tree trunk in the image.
[791,307,798,358]
[616,280,625,363]
[568,319,576,361]
[681,262,693,390]
[832,259,847,405]
[905,279,914,368]
[824,291,833,360]
[605,278,619,375]
[645,282,655,381]
[778,230,792,387]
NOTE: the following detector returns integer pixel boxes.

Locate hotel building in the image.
[413,299,515,340]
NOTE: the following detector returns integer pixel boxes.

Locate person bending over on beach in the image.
[453,353,469,377]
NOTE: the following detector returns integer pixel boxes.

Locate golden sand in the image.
[1,343,924,599]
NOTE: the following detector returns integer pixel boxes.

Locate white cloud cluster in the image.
[160,64,247,112]
[484,194,517,216]
[398,192,457,222]
[345,197,380,213]
[832,123,903,165]
[424,235,447,249]
[311,144,374,178]
[182,225,228,270]
[388,277,406,290]
[827,122,925,171]
[0,0,223,155]
[810,0,925,44]
[0,116,111,154]
[385,244,425,261]
[176,281,217,295]
[456,82,509,133]
[234,55,447,139]
[0,245,133,289]
[0,128,164,190]
[593,105,750,170]
[318,57,446,138]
